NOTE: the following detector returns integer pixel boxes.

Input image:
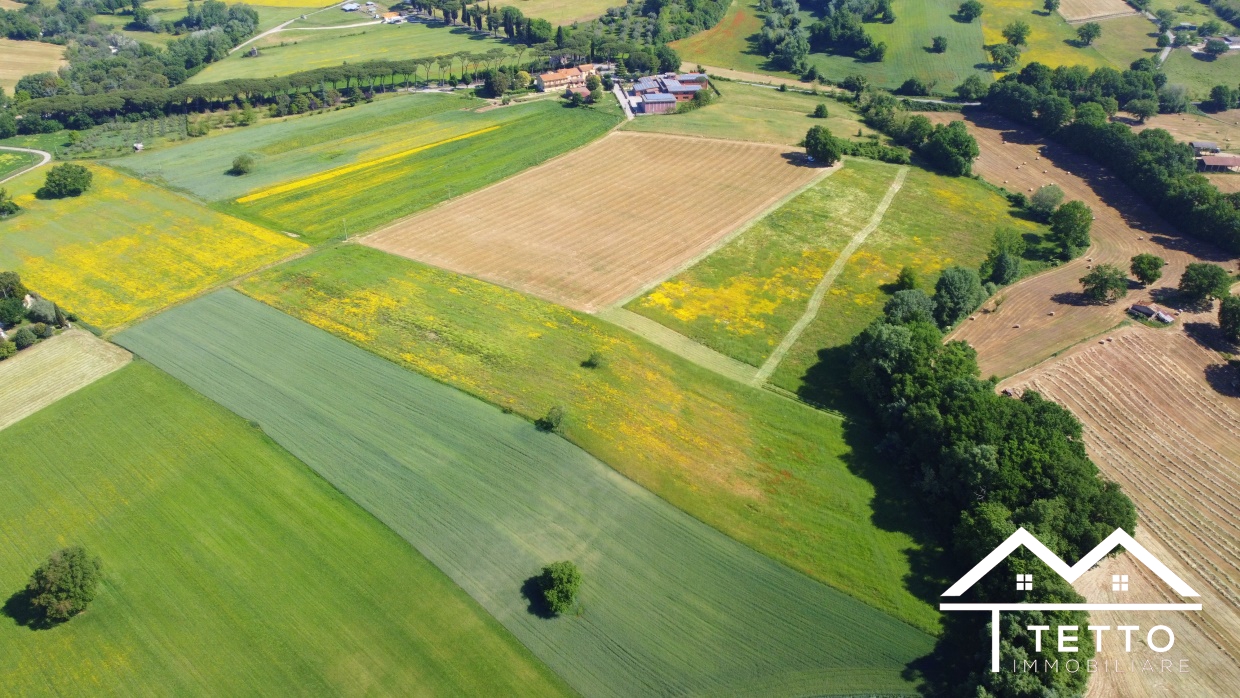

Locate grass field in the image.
[234,245,942,637]
[1162,48,1240,100]
[0,150,39,181]
[116,288,935,696]
[363,131,822,311]
[0,164,302,329]
[769,164,1046,394]
[90,5,315,46]
[503,0,616,24]
[622,81,876,145]
[0,39,67,93]
[1089,14,1162,69]
[0,330,130,432]
[0,360,573,696]
[981,0,1114,71]
[629,158,899,366]
[191,22,507,82]
[672,0,990,91]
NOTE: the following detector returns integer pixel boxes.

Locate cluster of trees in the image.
[847,288,1136,696]
[853,90,979,174]
[0,273,70,361]
[982,60,1240,253]
[807,0,890,61]
[1207,82,1240,111]
[405,1,554,45]
[1019,184,1093,258]
[757,0,811,72]
[593,0,729,46]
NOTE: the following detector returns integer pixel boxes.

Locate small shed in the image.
[1200,155,1240,172]
[1191,141,1220,155]
[1129,304,1156,319]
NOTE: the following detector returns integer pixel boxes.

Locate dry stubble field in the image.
[0,330,131,431]
[1133,109,1240,154]
[1004,325,1240,698]
[363,132,823,312]
[1058,0,1138,22]
[929,111,1239,378]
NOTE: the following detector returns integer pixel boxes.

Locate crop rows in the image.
[0,330,130,431]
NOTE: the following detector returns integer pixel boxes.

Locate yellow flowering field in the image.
[0,165,302,329]
[630,159,901,367]
[770,166,1050,398]
[981,0,1112,72]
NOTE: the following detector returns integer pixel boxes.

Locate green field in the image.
[769,165,1047,396]
[191,22,508,82]
[115,289,935,696]
[1162,48,1240,100]
[0,360,573,696]
[1089,14,1163,71]
[114,95,620,241]
[672,0,990,91]
[234,245,941,636]
[981,0,1117,72]
[622,81,876,145]
[630,158,900,366]
[0,164,302,329]
[89,5,319,47]
[0,150,38,180]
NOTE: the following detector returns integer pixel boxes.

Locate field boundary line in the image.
[607,160,842,310]
[597,307,760,384]
[751,165,909,387]
[0,146,52,185]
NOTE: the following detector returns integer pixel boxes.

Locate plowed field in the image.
[363,132,823,312]
[929,111,1239,378]
[1059,0,1138,22]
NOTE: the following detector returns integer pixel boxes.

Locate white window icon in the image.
[1112,574,1129,592]
[1016,573,1033,591]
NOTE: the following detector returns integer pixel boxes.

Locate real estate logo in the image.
[940,528,1201,673]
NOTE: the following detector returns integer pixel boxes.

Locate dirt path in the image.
[230,3,351,54]
[597,307,759,384]
[751,164,908,386]
[0,145,51,185]
[930,111,1238,379]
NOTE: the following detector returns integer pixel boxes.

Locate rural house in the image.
[640,92,678,114]
[536,64,598,92]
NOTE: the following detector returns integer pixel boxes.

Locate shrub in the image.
[934,265,986,327]
[895,265,918,290]
[27,298,55,324]
[535,405,565,433]
[0,341,14,360]
[0,297,24,326]
[26,546,103,623]
[898,77,930,96]
[0,188,19,216]
[1006,191,1028,208]
[1079,263,1128,303]
[36,164,93,199]
[1028,184,1064,221]
[230,154,256,175]
[955,74,988,101]
[28,322,48,338]
[13,327,36,350]
[1220,295,1240,342]
[0,271,28,300]
[1129,253,1164,286]
[539,561,582,616]
[812,103,829,118]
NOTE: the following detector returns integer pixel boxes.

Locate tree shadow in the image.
[1184,320,1236,352]
[1204,360,1240,397]
[2,589,51,630]
[519,575,556,619]
[1050,290,1093,306]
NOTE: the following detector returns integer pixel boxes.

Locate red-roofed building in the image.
[536,64,598,92]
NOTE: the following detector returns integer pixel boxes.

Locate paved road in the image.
[0,146,52,186]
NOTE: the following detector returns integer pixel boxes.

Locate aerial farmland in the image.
[1,0,1238,695]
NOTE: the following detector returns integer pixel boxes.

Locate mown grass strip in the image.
[116,288,934,697]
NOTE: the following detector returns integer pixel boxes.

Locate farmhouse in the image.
[381,11,401,23]
[1199,155,1240,173]
[536,64,598,92]
[640,92,678,115]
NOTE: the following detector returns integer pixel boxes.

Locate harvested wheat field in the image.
[1005,325,1240,698]
[928,111,1239,378]
[1059,0,1137,22]
[0,330,130,431]
[1209,174,1240,193]
[0,38,66,93]
[1133,109,1240,154]
[363,132,823,312]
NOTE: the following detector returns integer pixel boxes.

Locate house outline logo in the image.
[940,527,1202,672]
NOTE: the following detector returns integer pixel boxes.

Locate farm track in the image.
[0,330,131,431]
[0,146,51,185]
[363,131,820,312]
[596,307,759,384]
[930,111,1239,379]
[1006,326,1240,697]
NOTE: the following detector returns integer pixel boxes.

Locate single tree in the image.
[1076,22,1101,45]
[955,73,989,101]
[1049,200,1092,256]
[1130,253,1165,286]
[883,289,935,324]
[1203,39,1229,58]
[934,265,987,327]
[991,252,1022,285]
[1002,20,1031,46]
[841,74,869,95]
[1043,0,1060,12]
[958,0,984,22]
[230,154,255,175]
[989,43,1020,70]
[539,561,582,616]
[1208,85,1239,111]
[804,125,845,166]
[932,36,948,53]
[1178,263,1233,304]
[1124,98,1158,123]
[26,546,102,623]
[895,265,918,290]
[36,164,92,199]
[1220,295,1240,342]
[812,103,829,118]
[0,188,18,216]
[1080,264,1128,303]
[1028,184,1064,221]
